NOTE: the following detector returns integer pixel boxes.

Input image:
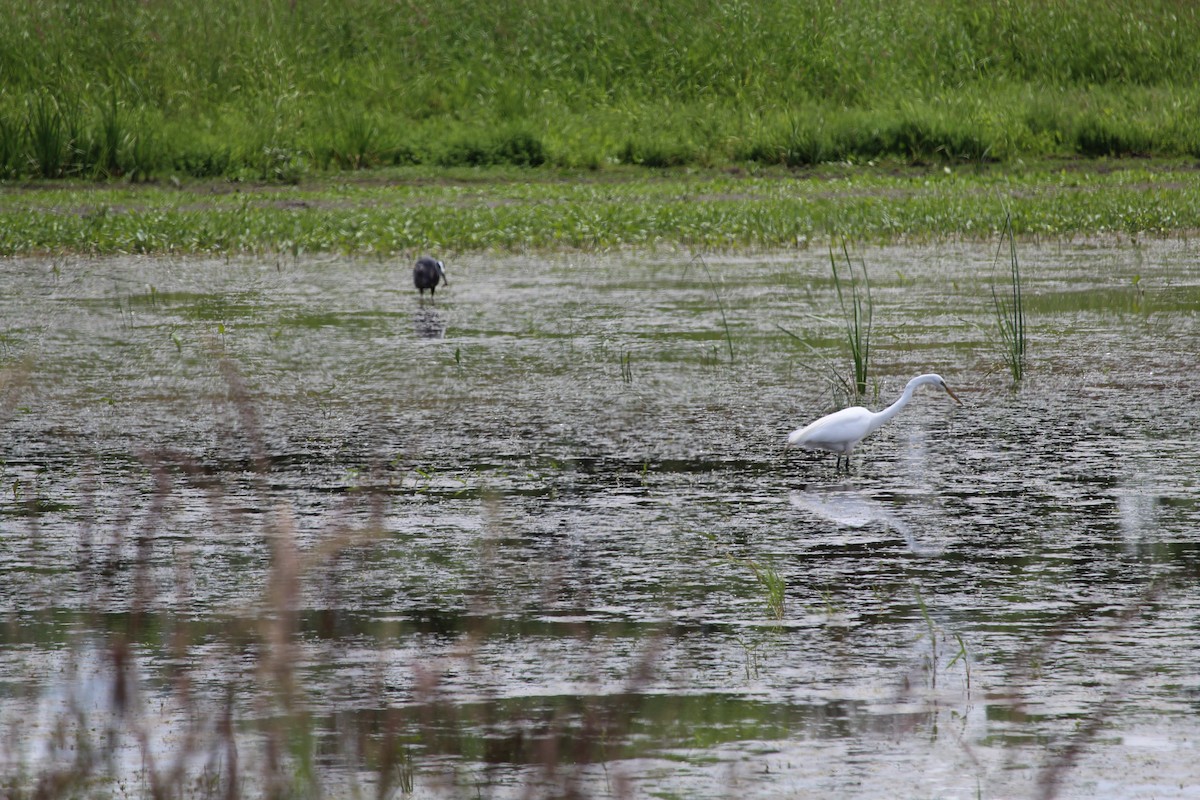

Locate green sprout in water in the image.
[729,554,785,621]
[1131,274,1145,313]
[913,584,970,697]
[914,584,941,690]
[698,531,785,621]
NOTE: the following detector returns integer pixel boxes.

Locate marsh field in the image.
[4,238,1200,800]
[4,1,1200,799]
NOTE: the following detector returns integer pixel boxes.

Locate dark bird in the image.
[413,256,449,297]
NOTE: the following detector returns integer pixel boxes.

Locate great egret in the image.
[786,373,962,470]
[413,256,449,297]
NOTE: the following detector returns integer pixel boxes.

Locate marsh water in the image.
[2,241,1199,799]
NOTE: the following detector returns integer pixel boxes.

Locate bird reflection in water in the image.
[413,307,446,339]
[789,486,941,555]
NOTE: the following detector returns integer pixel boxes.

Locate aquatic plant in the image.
[1,164,1200,255]
[831,241,873,400]
[992,213,1027,382]
[777,242,874,406]
[913,585,941,689]
[740,557,786,622]
[948,632,972,696]
[687,254,736,365]
[699,531,786,622]
[913,585,973,697]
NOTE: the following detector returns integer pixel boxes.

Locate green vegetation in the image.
[687,255,736,364]
[993,214,1028,382]
[831,243,873,400]
[3,0,1200,255]
[776,243,876,407]
[700,530,786,622]
[3,161,1200,255]
[1,0,1200,181]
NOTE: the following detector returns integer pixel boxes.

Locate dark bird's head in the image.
[413,256,449,295]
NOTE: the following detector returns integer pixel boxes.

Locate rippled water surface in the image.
[2,241,1199,798]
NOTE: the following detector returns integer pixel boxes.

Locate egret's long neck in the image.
[868,381,918,432]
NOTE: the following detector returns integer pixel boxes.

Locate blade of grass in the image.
[775,322,856,403]
[686,254,735,365]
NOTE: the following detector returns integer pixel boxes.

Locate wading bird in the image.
[413,256,449,297]
[786,373,962,470]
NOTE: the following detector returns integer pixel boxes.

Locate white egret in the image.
[413,256,449,297]
[786,373,962,470]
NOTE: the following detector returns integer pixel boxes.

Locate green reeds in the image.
[701,530,786,622]
[778,241,873,405]
[0,115,20,178]
[831,241,873,400]
[992,214,1027,382]
[328,109,380,170]
[27,93,67,179]
[92,91,124,177]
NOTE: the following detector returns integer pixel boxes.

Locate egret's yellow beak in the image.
[944,385,963,406]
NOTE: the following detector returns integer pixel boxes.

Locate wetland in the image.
[2,239,1198,798]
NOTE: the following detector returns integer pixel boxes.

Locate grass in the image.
[3,159,1199,256]
[686,254,736,365]
[1,1,1200,181]
[777,242,876,408]
[831,242,873,400]
[992,213,1027,382]
[699,530,787,622]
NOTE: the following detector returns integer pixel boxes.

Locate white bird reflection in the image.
[789,487,940,555]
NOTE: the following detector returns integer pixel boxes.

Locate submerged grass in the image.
[686,254,735,365]
[699,531,786,622]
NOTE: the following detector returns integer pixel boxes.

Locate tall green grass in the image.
[778,243,874,406]
[831,243,873,400]
[2,0,1200,180]
[993,214,1027,382]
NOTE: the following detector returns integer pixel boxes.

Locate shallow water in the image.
[2,241,1199,798]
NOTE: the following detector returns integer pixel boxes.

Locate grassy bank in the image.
[1,0,1199,180]
[2,161,1199,255]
